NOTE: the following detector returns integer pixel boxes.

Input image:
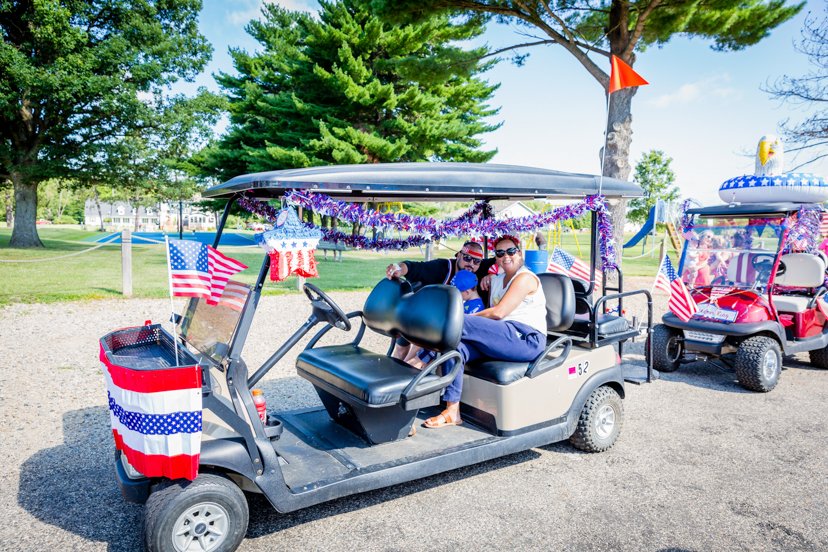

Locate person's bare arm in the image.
[474,273,538,320]
[386,262,409,279]
[479,273,495,291]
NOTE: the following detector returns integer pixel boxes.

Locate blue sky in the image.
[180,0,828,206]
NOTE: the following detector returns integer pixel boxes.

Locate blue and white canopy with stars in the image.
[720,173,828,191]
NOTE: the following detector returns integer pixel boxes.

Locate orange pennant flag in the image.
[609,55,648,93]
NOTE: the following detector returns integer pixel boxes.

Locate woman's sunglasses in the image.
[494,247,519,258]
[461,254,482,265]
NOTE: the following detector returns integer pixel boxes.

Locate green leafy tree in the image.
[367,0,803,261]
[628,150,680,224]
[201,0,501,181]
[1,0,213,247]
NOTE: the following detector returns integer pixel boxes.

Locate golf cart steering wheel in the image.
[751,253,780,284]
[303,283,352,331]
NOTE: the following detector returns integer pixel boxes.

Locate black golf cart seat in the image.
[567,278,629,338]
[463,272,576,385]
[296,279,464,444]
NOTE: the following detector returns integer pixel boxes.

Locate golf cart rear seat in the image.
[464,273,576,385]
[297,279,464,444]
[771,253,828,313]
[566,279,629,338]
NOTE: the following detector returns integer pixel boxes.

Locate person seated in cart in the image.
[385,241,496,359]
[411,235,547,428]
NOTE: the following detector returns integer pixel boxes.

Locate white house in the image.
[84,200,216,231]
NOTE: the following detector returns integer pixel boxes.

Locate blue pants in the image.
[420,315,547,403]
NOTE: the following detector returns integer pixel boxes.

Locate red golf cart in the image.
[652,202,828,392]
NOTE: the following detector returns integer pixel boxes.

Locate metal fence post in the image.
[122,229,133,297]
[425,241,434,261]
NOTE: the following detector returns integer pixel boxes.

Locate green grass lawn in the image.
[0,228,667,304]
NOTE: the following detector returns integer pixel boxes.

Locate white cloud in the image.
[227,0,319,26]
[649,75,741,108]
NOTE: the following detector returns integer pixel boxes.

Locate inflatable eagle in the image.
[718,134,828,204]
[755,134,784,176]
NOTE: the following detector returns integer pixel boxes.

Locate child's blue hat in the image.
[451,270,478,292]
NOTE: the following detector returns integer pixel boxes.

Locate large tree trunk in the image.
[601,87,637,271]
[9,175,43,248]
[5,190,12,228]
[93,186,105,231]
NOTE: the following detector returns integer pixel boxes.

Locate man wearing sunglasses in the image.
[385,241,496,359]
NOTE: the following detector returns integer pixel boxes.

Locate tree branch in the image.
[622,0,663,59]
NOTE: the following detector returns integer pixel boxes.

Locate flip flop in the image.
[424,410,462,428]
[409,425,416,437]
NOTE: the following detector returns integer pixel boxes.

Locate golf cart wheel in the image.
[808,345,828,369]
[651,324,682,373]
[569,386,624,453]
[141,474,248,552]
[735,337,782,393]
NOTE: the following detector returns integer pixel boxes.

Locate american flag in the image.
[101,332,203,480]
[653,254,698,322]
[167,239,247,305]
[217,280,250,312]
[547,246,591,282]
[820,212,828,238]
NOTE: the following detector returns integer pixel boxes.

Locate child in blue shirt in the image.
[451,270,485,314]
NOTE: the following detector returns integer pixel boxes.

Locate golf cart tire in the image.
[808,345,828,369]
[568,385,624,453]
[141,473,249,552]
[652,324,682,373]
[735,336,781,393]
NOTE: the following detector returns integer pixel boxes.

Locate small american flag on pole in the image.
[653,254,698,322]
[547,246,591,282]
[820,212,828,238]
[167,239,247,305]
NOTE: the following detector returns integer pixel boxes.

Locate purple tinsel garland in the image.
[238,191,618,269]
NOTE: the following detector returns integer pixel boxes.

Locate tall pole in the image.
[165,236,180,367]
[598,92,611,196]
[179,200,183,240]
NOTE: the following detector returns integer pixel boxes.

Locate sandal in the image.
[424,410,462,428]
[409,425,416,437]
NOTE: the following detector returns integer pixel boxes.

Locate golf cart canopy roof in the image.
[202,162,643,202]
[687,203,823,218]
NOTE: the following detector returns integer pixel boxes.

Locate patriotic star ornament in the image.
[255,207,323,282]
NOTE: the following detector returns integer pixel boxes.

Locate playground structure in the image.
[623,199,685,258]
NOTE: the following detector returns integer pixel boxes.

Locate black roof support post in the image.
[213,195,237,249]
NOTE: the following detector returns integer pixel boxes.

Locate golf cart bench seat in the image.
[569,312,628,337]
[465,273,576,385]
[296,279,464,444]
[297,346,439,405]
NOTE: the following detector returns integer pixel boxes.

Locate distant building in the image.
[84,200,216,231]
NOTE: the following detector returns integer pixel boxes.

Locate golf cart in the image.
[652,202,828,392]
[102,163,653,552]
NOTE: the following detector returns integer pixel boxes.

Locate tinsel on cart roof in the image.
[202,162,644,202]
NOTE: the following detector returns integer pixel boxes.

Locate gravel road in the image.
[1,284,827,552]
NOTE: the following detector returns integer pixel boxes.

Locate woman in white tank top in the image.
[413,235,548,429]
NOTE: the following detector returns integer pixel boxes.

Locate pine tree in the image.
[203,0,501,180]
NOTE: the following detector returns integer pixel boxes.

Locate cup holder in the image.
[264,415,283,440]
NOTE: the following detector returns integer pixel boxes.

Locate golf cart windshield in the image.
[681,217,786,291]
[179,280,252,363]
